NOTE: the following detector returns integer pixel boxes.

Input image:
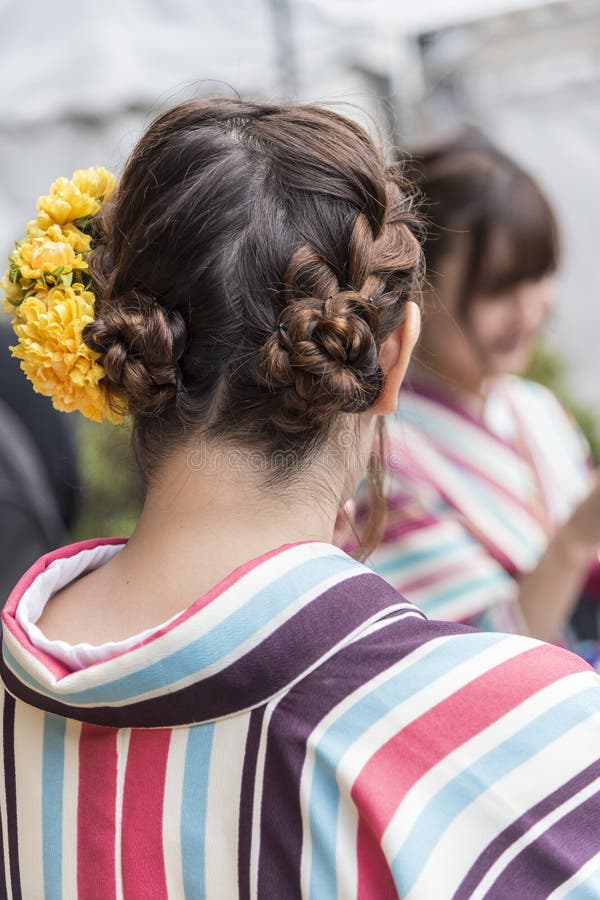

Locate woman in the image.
[2,100,600,899]
[367,128,600,657]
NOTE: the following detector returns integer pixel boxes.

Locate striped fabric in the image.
[2,538,600,898]
[368,376,597,638]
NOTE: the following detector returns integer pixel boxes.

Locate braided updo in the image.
[84,98,423,478]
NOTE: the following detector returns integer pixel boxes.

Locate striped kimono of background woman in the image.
[369,376,599,645]
[2,539,600,898]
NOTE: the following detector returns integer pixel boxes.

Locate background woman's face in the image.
[468,274,556,375]
[420,238,556,388]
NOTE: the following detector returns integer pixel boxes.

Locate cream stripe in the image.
[335,788,360,900]
[0,692,12,899]
[250,700,279,900]
[408,712,600,900]
[61,718,81,900]
[13,700,45,900]
[114,729,131,900]
[162,729,188,899]
[204,715,250,900]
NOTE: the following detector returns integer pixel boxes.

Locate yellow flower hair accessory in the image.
[2,166,124,423]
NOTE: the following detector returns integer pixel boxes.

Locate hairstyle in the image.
[84,98,423,497]
[407,127,559,315]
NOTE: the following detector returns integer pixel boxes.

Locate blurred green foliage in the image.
[528,344,600,465]
[71,417,142,541]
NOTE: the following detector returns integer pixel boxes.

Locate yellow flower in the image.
[1,271,22,306]
[15,228,88,281]
[9,284,124,423]
[26,221,91,254]
[3,165,122,424]
[72,167,116,200]
[35,166,116,229]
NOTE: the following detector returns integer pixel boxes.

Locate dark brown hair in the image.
[83,98,423,548]
[407,127,559,315]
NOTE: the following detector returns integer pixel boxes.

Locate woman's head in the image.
[411,128,559,384]
[84,98,422,501]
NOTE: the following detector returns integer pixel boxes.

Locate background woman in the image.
[2,102,600,899]
[367,129,600,656]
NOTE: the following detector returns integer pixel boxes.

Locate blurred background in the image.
[0,0,598,555]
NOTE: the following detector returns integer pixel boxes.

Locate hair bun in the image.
[83,291,187,416]
[260,292,383,432]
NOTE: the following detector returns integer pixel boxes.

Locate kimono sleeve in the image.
[349,625,600,899]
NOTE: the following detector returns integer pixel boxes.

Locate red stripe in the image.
[356,817,399,900]
[352,643,586,847]
[120,730,172,900]
[77,724,119,900]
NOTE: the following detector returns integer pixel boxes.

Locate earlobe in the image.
[372,301,421,415]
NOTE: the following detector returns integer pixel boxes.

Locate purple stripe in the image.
[453,757,600,899]
[485,788,600,898]
[237,707,265,900]
[256,612,468,896]
[0,705,5,900]
[2,693,20,900]
[0,574,417,727]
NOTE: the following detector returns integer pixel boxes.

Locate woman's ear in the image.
[372,301,421,415]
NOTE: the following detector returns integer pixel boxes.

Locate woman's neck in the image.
[125,446,340,586]
[408,359,490,419]
[37,444,345,645]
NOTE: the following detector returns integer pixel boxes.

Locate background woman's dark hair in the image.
[406,127,559,316]
[83,98,423,552]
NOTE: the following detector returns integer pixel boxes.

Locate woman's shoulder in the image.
[293,584,599,728]
[345,606,597,693]
[502,374,575,422]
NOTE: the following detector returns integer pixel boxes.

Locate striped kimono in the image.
[3,538,600,898]
[369,376,599,648]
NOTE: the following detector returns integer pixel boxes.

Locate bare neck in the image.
[37,445,343,645]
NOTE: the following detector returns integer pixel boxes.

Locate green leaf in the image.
[73,215,93,234]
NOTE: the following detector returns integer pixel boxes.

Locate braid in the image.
[258,180,422,433]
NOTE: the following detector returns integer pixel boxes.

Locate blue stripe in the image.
[564,860,600,898]
[307,630,509,898]
[42,713,66,900]
[418,570,512,617]
[390,685,600,895]
[181,724,214,899]
[456,467,533,545]
[372,536,472,578]
[400,402,540,545]
[399,402,530,492]
[6,553,362,706]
